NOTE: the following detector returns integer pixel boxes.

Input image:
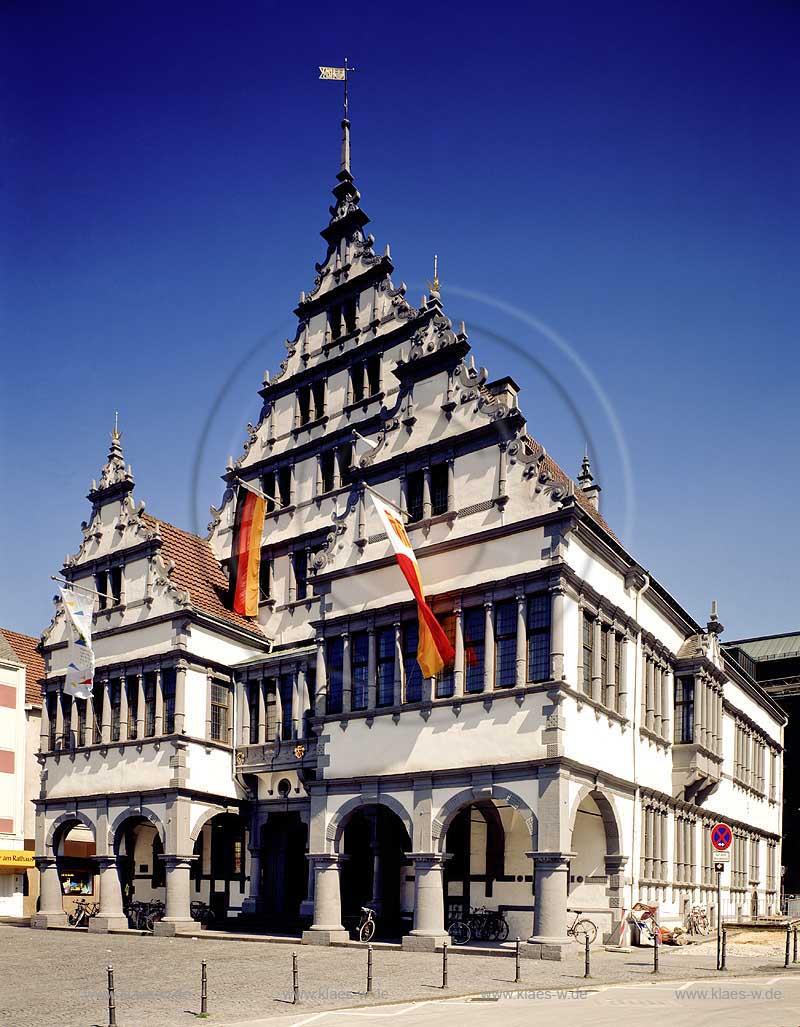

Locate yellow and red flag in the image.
[368,489,455,677]
[230,485,266,617]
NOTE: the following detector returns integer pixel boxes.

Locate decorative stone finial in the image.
[707,599,724,636]
[88,413,134,501]
[577,447,601,510]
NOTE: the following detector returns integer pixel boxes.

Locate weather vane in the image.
[427,254,440,296]
[319,57,356,119]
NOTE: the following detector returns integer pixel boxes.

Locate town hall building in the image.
[32,116,785,957]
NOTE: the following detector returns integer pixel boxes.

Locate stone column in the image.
[39,689,50,753]
[453,605,464,698]
[661,668,672,741]
[88,856,128,932]
[606,629,616,711]
[422,463,432,520]
[645,659,655,732]
[315,637,327,716]
[515,593,527,688]
[301,854,349,945]
[446,455,455,511]
[135,673,145,740]
[99,676,111,744]
[393,622,403,706]
[242,818,264,915]
[341,632,352,713]
[402,853,450,951]
[525,852,575,960]
[483,600,494,692]
[119,679,128,742]
[617,636,629,717]
[153,855,197,935]
[550,587,565,682]
[154,668,164,737]
[31,856,67,928]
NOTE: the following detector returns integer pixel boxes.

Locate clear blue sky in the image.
[2,2,797,640]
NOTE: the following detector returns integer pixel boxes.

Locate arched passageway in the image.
[52,819,98,916]
[114,816,164,907]
[443,799,533,940]
[568,789,624,922]
[191,812,248,922]
[339,804,412,939]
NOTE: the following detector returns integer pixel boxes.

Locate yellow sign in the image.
[0,849,35,871]
[319,66,346,81]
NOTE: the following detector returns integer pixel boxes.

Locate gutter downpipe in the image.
[629,570,651,937]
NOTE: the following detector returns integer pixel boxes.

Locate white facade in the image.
[33,119,784,955]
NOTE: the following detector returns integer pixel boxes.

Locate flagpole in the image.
[362,481,407,519]
[233,477,278,506]
[51,575,112,603]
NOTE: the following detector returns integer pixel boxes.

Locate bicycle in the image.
[686,905,709,935]
[566,909,598,945]
[144,899,166,933]
[190,900,216,928]
[125,898,166,932]
[67,898,100,927]
[447,906,510,945]
[357,906,376,943]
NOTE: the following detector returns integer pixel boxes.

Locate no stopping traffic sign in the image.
[711,823,733,850]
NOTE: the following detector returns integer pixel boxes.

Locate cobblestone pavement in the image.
[0,924,793,1027]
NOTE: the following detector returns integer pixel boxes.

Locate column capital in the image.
[93,855,120,871]
[406,851,450,869]
[306,852,349,868]
[34,855,58,871]
[158,854,198,871]
[526,850,575,871]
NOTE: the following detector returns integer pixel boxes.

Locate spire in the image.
[340,117,351,175]
[88,413,135,503]
[577,447,601,510]
[320,112,369,251]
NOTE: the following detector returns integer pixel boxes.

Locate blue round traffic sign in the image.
[711,823,732,850]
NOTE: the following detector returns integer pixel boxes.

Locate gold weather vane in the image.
[112,411,122,442]
[319,57,356,118]
[427,254,440,295]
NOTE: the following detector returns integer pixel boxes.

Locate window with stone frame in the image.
[464,607,485,694]
[366,354,381,395]
[258,550,270,602]
[766,841,777,893]
[328,304,343,340]
[770,750,777,802]
[406,470,424,523]
[351,632,369,710]
[109,678,122,742]
[581,611,594,694]
[279,674,294,740]
[47,691,57,750]
[210,681,230,742]
[326,638,344,714]
[95,570,109,610]
[143,672,157,737]
[92,680,105,743]
[430,462,449,516]
[338,443,353,479]
[343,296,358,335]
[126,676,138,740]
[376,626,395,707]
[600,623,610,692]
[298,384,312,425]
[247,681,260,744]
[350,361,366,403]
[674,676,695,743]
[76,697,87,748]
[435,614,457,698]
[278,466,292,507]
[312,379,326,419]
[403,621,423,702]
[494,600,517,688]
[260,471,278,513]
[526,594,551,682]
[749,835,760,884]
[293,549,308,601]
[109,566,123,605]
[162,667,176,735]
[320,449,336,494]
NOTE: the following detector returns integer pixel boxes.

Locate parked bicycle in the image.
[357,906,376,943]
[67,898,99,927]
[566,909,598,945]
[125,898,166,932]
[447,906,510,945]
[190,900,216,927]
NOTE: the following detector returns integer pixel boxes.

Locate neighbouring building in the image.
[725,633,799,900]
[32,117,785,956]
[0,628,43,916]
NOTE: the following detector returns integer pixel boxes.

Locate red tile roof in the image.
[141,514,265,639]
[0,629,45,707]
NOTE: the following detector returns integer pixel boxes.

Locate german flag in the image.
[230,485,266,617]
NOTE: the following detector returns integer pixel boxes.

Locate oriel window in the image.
[210,681,229,742]
[674,676,695,744]
[247,681,260,744]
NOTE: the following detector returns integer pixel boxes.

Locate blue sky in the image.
[2,2,797,640]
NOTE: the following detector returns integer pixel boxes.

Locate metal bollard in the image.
[292,951,300,1005]
[584,934,591,979]
[720,927,727,972]
[107,965,117,1027]
[652,930,660,974]
[200,959,208,1016]
[794,927,799,965]
[441,941,449,989]
[515,937,521,983]
[366,944,374,995]
[785,925,792,969]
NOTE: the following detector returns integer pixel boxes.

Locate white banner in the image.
[60,587,95,699]
[319,66,346,80]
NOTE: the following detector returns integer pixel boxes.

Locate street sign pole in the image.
[716,866,722,970]
[710,822,733,972]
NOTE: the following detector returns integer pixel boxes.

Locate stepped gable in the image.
[0,628,45,706]
[141,513,265,637]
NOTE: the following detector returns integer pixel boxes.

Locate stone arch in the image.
[432,785,537,852]
[568,785,622,856]
[46,810,96,851]
[327,795,413,851]
[189,805,230,843]
[109,806,167,851]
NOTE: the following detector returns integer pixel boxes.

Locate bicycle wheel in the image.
[67,910,80,927]
[448,920,471,945]
[359,918,375,943]
[572,918,597,945]
[493,916,509,943]
[144,913,158,933]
